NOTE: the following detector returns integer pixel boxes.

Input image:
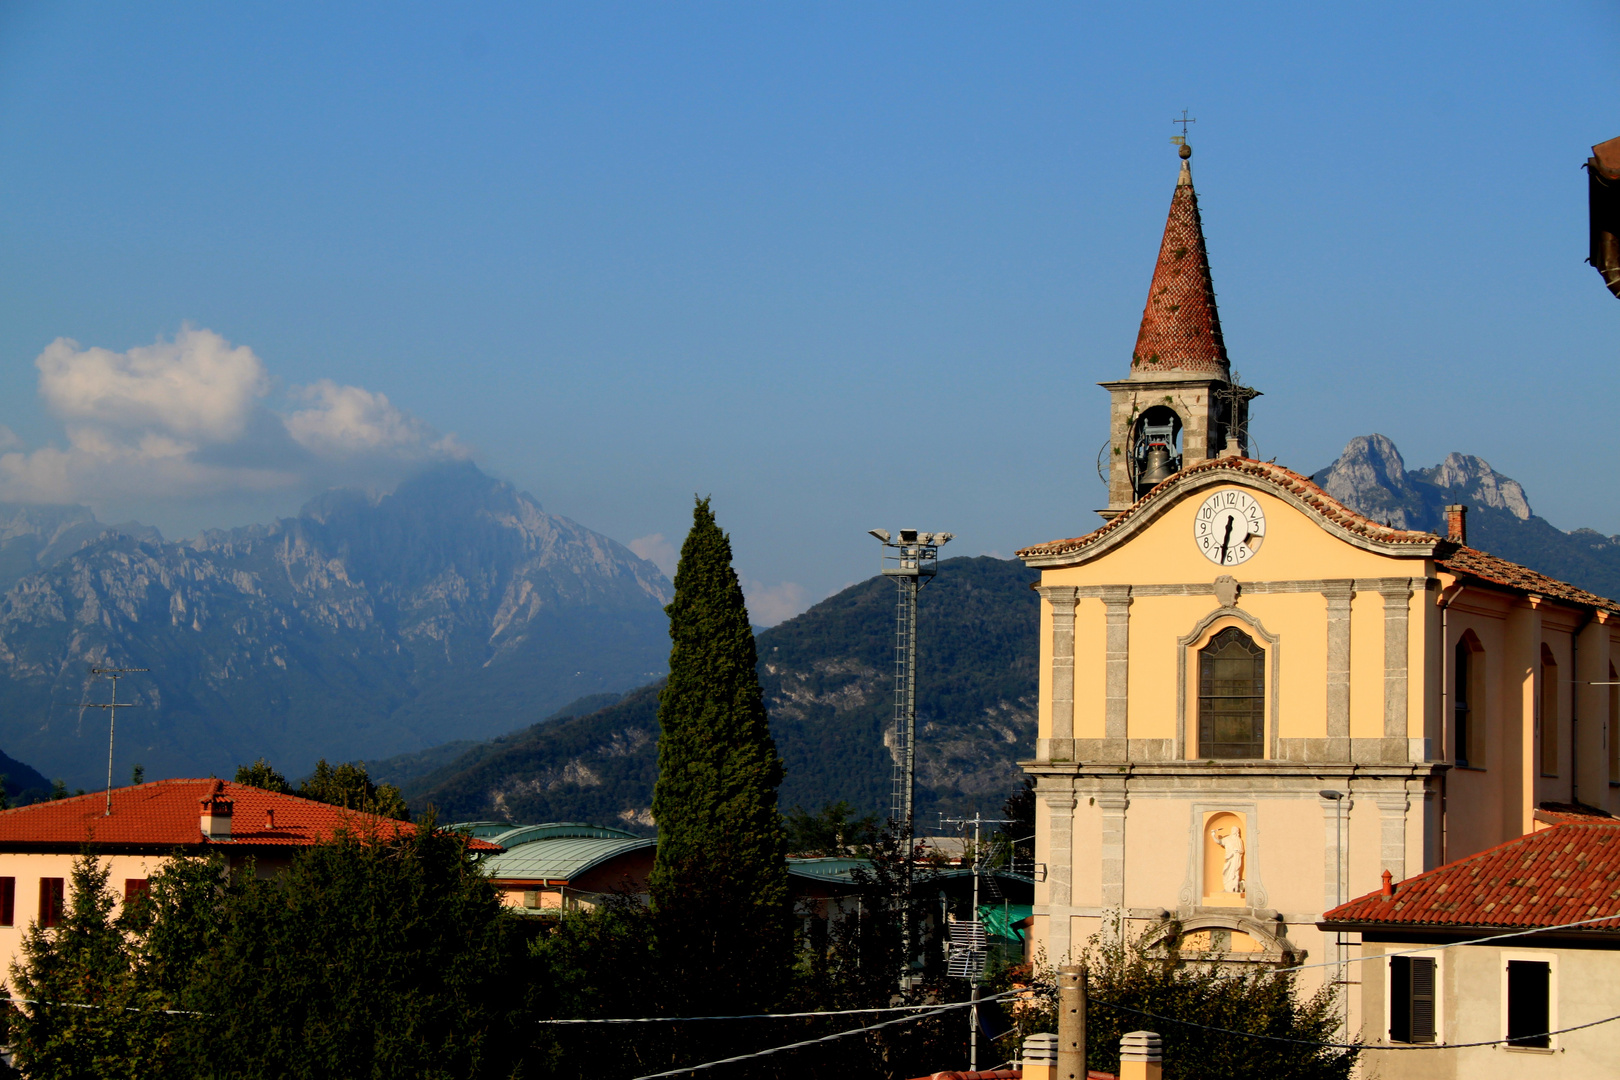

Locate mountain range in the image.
[385,436,1620,827]
[0,463,671,788]
[5,435,1620,819]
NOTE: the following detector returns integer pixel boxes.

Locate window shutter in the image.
[1409,957,1435,1043]
[1506,960,1551,1048]
[1389,956,1411,1043]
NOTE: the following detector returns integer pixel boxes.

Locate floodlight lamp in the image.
[899,529,919,543]
[934,532,955,545]
[869,529,891,543]
[1318,789,1344,800]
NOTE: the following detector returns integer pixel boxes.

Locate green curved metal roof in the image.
[490,822,640,847]
[481,835,656,882]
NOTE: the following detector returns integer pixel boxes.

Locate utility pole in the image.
[85,667,147,815]
[868,527,952,984]
[946,812,1013,1071]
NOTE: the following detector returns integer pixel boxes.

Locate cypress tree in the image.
[649,497,790,1013]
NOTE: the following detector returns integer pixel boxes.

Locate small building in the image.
[1321,816,1620,1077]
[0,779,495,978]
[468,822,656,912]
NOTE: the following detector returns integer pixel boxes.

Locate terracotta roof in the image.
[1130,147,1228,376]
[1536,803,1616,826]
[0,779,499,851]
[1438,544,1620,613]
[1017,457,1438,560]
[1322,822,1620,932]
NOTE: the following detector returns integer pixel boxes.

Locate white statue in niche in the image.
[1215,825,1245,894]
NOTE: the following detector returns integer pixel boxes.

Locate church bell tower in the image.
[1100,142,1257,519]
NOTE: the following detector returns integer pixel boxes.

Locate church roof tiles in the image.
[1130,148,1229,376]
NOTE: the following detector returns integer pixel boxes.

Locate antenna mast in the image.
[85,666,147,815]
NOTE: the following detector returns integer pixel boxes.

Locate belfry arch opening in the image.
[1132,405,1184,497]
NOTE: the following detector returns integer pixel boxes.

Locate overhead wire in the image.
[621,987,1035,1080]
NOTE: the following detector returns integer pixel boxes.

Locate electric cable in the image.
[623,987,1034,1080]
[1088,993,1620,1051]
[539,1001,970,1023]
[1259,909,1620,975]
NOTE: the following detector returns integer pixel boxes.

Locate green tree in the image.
[649,497,791,1014]
[994,926,1357,1080]
[233,757,291,794]
[298,759,409,820]
[7,854,168,1078]
[785,800,880,856]
[182,813,522,1078]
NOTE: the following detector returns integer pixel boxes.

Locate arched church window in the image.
[1540,644,1559,777]
[1454,633,1485,768]
[1198,627,1265,759]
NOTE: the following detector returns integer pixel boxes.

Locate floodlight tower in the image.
[866,529,953,835]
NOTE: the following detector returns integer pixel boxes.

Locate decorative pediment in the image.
[1018,457,1448,569]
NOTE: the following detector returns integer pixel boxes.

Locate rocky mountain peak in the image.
[1312,436,1534,534]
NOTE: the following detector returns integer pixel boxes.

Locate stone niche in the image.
[1201,810,1247,906]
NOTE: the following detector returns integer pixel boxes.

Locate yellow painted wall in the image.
[0,851,166,985]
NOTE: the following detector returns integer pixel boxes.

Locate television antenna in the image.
[945,813,1016,1072]
[85,666,147,815]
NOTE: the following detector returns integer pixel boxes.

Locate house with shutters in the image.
[1320,810,1620,1076]
[0,779,497,979]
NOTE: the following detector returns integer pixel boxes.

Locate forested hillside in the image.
[401,556,1039,828]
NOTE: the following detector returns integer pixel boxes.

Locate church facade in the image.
[1016,144,1620,1005]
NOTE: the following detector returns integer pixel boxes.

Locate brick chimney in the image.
[1444,504,1467,545]
[200,786,233,839]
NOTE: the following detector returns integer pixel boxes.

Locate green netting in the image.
[978,903,1032,941]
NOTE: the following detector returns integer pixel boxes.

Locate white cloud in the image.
[743,580,810,627]
[285,380,468,460]
[627,533,678,578]
[37,327,268,442]
[0,327,467,509]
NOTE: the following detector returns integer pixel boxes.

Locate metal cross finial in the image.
[1172,109,1197,136]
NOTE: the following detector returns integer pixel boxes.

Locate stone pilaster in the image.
[1097,791,1129,944]
[1373,790,1409,884]
[1101,586,1133,756]
[1039,586,1079,762]
[1324,581,1355,761]
[1041,788,1078,964]
[1380,582,1414,762]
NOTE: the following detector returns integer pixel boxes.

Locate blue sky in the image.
[0,3,1616,622]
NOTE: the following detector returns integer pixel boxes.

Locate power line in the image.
[1089,994,1620,1051]
[538,1001,961,1024]
[625,987,1029,1080]
[1264,910,1620,975]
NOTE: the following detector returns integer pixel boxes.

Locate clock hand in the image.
[1219,516,1234,565]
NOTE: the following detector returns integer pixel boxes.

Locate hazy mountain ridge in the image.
[403,556,1039,827]
[0,463,672,786]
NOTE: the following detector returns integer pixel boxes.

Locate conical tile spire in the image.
[1130,145,1228,375]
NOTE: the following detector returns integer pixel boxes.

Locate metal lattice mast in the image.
[868,529,951,835]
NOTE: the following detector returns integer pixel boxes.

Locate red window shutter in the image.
[39,878,64,929]
[124,879,149,905]
[0,877,13,927]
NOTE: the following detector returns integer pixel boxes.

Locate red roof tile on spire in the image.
[1131,149,1228,375]
[0,779,498,851]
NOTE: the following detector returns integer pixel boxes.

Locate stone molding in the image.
[1176,799,1270,911]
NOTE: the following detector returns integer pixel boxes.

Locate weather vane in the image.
[1171,108,1196,146]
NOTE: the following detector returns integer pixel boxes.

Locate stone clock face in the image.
[1194,490,1266,566]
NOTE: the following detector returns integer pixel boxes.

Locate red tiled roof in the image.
[1322,822,1620,932]
[1438,545,1620,613]
[0,779,499,852]
[1130,149,1228,376]
[1017,457,1439,560]
[1536,803,1617,826]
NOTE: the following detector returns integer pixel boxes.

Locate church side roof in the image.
[1437,545,1620,614]
[1130,147,1229,376]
